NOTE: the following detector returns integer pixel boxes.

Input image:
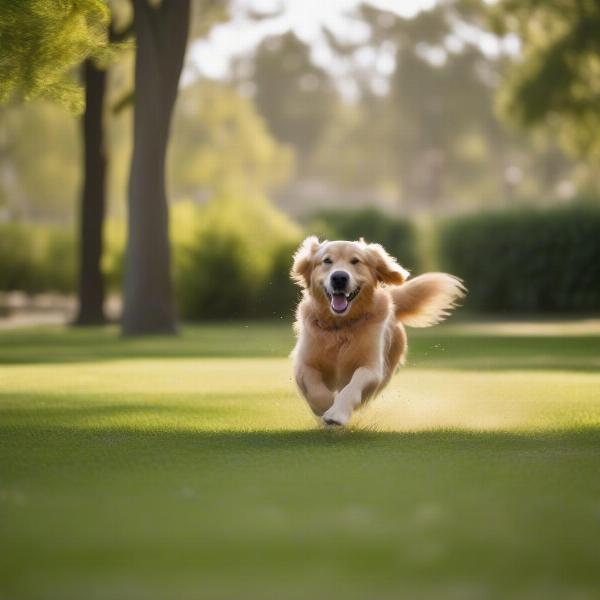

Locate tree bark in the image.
[74,59,107,325]
[122,0,190,336]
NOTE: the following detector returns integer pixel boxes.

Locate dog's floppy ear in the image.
[364,242,409,285]
[291,236,321,288]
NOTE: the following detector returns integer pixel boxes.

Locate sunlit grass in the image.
[1,321,600,599]
[2,359,600,433]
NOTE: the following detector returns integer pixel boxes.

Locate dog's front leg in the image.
[295,365,335,416]
[322,366,380,426]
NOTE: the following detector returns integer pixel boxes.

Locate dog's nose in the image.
[331,271,349,291]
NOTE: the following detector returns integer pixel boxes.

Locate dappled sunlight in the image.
[358,369,600,432]
[0,358,313,432]
[2,356,599,434]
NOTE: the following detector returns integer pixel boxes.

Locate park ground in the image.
[1,319,600,599]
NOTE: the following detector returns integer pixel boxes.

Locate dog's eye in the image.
[323,257,332,265]
[350,258,360,265]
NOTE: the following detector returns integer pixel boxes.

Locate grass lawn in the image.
[1,320,600,599]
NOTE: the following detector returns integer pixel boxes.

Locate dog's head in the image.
[291,237,409,317]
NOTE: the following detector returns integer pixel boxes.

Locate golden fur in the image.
[290,237,465,426]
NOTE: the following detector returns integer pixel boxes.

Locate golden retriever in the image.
[290,237,465,426]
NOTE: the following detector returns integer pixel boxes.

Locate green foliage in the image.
[0,196,303,319]
[0,101,80,219]
[235,32,338,163]
[1,78,294,235]
[101,217,126,292]
[0,222,75,293]
[387,13,502,208]
[173,198,302,320]
[7,202,600,317]
[169,81,294,199]
[491,0,600,160]
[439,204,600,312]
[37,226,77,292]
[309,207,421,272]
[309,2,584,211]
[256,240,302,320]
[0,223,36,291]
[0,0,110,112]
[309,100,397,193]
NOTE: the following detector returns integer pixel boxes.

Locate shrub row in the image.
[2,203,599,315]
[0,223,76,294]
[438,205,600,313]
[172,197,302,320]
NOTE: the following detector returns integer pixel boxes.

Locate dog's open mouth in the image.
[326,287,360,314]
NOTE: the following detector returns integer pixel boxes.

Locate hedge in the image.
[3,204,599,316]
[173,198,302,320]
[0,222,76,294]
[438,205,600,313]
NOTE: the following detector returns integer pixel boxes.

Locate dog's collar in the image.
[313,313,371,332]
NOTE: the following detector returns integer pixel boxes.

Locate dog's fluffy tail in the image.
[391,273,466,327]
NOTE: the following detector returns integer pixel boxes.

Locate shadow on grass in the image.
[3,412,600,600]
[0,323,599,371]
[0,323,294,365]
[3,400,600,452]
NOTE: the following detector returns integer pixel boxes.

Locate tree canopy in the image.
[234,32,339,166]
[491,0,600,160]
[0,0,110,112]
[170,81,294,200]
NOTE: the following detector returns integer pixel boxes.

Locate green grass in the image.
[1,321,600,599]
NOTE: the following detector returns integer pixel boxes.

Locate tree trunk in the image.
[122,0,190,336]
[74,59,107,325]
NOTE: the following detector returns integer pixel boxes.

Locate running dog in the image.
[290,237,465,426]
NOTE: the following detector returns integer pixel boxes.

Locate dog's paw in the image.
[322,404,352,427]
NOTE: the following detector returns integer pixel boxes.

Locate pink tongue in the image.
[331,294,348,312]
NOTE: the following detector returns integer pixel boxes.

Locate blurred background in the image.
[1,0,599,328]
[2,3,600,599]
